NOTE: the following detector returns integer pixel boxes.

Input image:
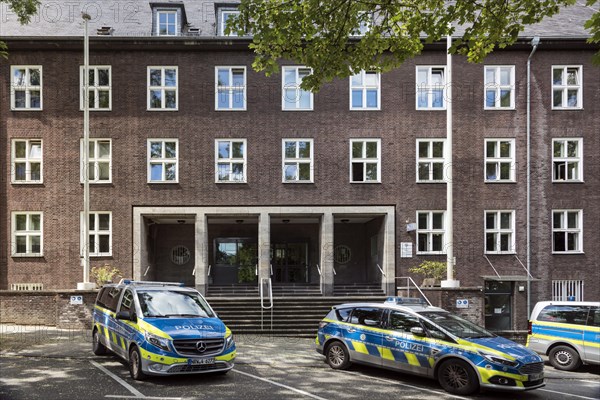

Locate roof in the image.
[334,302,446,314]
[0,0,596,39]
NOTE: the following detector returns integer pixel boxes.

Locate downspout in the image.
[527,37,540,318]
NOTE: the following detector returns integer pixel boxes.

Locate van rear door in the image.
[584,307,600,364]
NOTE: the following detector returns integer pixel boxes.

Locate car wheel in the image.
[325,341,351,370]
[129,346,147,380]
[437,359,479,395]
[92,328,108,356]
[549,345,582,371]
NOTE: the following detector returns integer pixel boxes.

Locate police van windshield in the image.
[419,311,495,339]
[137,290,214,318]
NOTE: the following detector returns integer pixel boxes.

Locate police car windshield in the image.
[419,312,495,339]
[137,290,214,318]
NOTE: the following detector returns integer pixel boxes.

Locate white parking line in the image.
[231,369,329,400]
[90,360,146,399]
[539,388,599,399]
[578,380,599,384]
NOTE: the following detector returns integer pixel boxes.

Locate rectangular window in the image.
[416,211,445,254]
[416,66,445,110]
[552,66,582,109]
[552,138,583,182]
[80,66,111,110]
[485,210,515,254]
[11,139,42,184]
[350,70,380,110]
[485,139,515,182]
[11,66,42,110]
[147,67,178,110]
[350,139,381,183]
[216,139,246,183]
[552,210,583,253]
[552,280,584,301]
[352,11,373,36]
[81,212,112,256]
[215,67,246,110]
[157,10,178,36]
[12,212,43,256]
[219,9,240,36]
[282,66,313,110]
[484,66,515,109]
[416,139,445,182]
[80,139,111,183]
[147,139,178,183]
[282,139,313,183]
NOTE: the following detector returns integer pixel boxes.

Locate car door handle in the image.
[385,336,394,341]
[347,328,356,333]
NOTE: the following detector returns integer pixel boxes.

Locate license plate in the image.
[189,358,214,365]
[528,372,544,381]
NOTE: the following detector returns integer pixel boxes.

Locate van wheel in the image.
[549,345,582,371]
[92,328,107,355]
[325,341,351,370]
[438,359,479,395]
[129,346,147,380]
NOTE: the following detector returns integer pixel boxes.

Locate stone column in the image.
[194,212,208,295]
[383,212,396,295]
[258,212,271,285]
[320,213,334,296]
[133,211,144,280]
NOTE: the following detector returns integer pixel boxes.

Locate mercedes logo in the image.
[196,341,207,353]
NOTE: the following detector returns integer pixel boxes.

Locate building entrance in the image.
[484,281,513,331]
[272,242,309,284]
[212,238,258,285]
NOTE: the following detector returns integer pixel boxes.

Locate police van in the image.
[527,301,600,371]
[316,297,545,395]
[92,280,236,379]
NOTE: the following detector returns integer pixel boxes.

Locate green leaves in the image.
[0,0,40,58]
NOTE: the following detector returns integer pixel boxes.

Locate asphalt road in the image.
[1,326,598,400]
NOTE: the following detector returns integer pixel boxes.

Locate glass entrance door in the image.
[484,281,513,331]
[213,238,257,285]
[272,242,308,284]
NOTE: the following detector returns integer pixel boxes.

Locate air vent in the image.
[97,27,113,36]
[11,283,44,291]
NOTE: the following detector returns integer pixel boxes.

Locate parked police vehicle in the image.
[316,297,544,395]
[527,301,600,371]
[92,280,236,379]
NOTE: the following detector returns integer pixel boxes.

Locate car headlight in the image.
[145,332,171,352]
[225,334,235,349]
[478,351,519,367]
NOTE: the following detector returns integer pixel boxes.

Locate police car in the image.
[316,297,545,395]
[92,280,235,379]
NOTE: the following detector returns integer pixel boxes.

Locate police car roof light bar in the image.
[118,279,185,287]
[384,296,428,306]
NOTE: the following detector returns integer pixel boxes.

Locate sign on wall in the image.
[456,299,469,309]
[400,242,413,258]
[70,295,83,305]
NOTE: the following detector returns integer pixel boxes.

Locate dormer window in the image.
[151,3,186,37]
[157,10,177,36]
[218,8,240,36]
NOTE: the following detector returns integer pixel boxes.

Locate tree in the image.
[0,0,40,58]
[230,0,598,91]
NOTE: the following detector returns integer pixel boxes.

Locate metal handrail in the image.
[394,276,433,306]
[332,265,337,276]
[376,263,386,276]
[260,277,273,331]
[255,264,258,276]
[270,263,273,276]
[143,265,150,276]
[207,264,212,276]
[316,264,321,276]
[192,267,196,276]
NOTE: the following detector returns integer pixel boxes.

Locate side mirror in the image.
[410,327,426,337]
[116,310,136,322]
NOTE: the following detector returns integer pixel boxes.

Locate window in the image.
[219,9,240,36]
[156,10,178,36]
[119,289,134,312]
[11,66,42,110]
[350,70,380,110]
[349,307,383,327]
[81,212,112,256]
[11,139,42,184]
[388,310,422,333]
[81,139,111,183]
[282,139,313,183]
[352,11,373,36]
[485,139,515,182]
[416,139,445,182]
[484,66,515,109]
[416,66,445,109]
[147,67,178,110]
[12,212,43,256]
[148,139,178,183]
[485,210,515,254]
[215,67,246,110]
[552,138,582,182]
[552,66,582,109]
[538,305,589,325]
[552,210,583,253]
[282,66,313,110]
[552,280,584,301]
[417,211,445,254]
[350,139,380,183]
[80,66,111,110]
[216,139,246,182]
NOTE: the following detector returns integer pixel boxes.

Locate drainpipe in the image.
[527,37,540,318]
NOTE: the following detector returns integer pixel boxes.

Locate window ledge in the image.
[147,181,179,184]
[485,252,517,255]
[146,108,179,112]
[551,107,583,111]
[11,254,44,258]
[552,251,585,255]
[11,181,44,185]
[485,181,517,184]
[350,181,381,184]
[552,180,585,184]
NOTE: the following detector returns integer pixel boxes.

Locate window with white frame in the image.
[416,66,445,109]
[350,70,380,110]
[148,67,178,110]
[484,66,515,109]
[552,66,582,109]
[552,210,583,253]
[156,10,178,36]
[485,210,515,254]
[148,139,178,183]
[81,139,111,183]
[216,67,246,110]
[282,139,313,182]
[417,211,445,254]
[11,139,42,184]
[81,212,112,256]
[417,139,445,182]
[11,66,42,110]
[552,280,584,301]
[350,139,380,183]
[216,139,246,182]
[12,212,43,256]
[553,138,582,182]
[219,9,240,36]
[80,66,111,110]
[282,66,313,110]
[352,11,373,36]
[485,139,515,182]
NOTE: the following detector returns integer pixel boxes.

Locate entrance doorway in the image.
[213,238,258,285]
[485,281,513,331]
[272,242,309,284]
